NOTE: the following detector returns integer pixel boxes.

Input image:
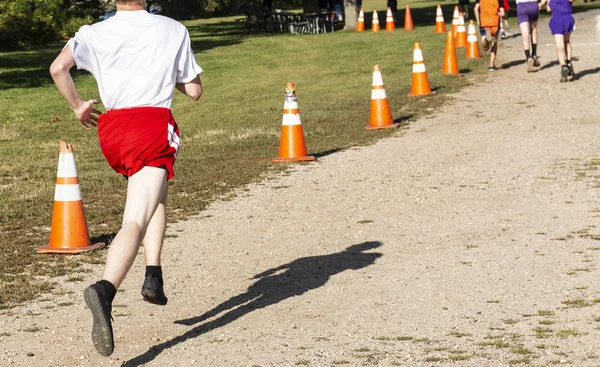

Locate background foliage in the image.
[0,0,105,50]
[0,0,304,50]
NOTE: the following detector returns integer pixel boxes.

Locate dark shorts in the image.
[549,13,575,35]
[459,0,470,5]
[98,107,180,180]
[517,2,539,24]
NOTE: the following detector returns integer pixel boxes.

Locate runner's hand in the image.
[74,99,101,130]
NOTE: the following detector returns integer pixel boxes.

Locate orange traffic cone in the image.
[466,20,481,59]
[36,141,104,254]
[366,65,399,130]
[273,83,315,162]
[385,7,395,31]
[435,5,446,34]
[451,6,459,39]
[408,43,435,97]
[371,10,380,32]
[442,31,461,75]
[455,13,468,48]
[404,5,414,31]
[356,8,365,31]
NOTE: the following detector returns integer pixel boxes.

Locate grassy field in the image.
[8,0,596,308]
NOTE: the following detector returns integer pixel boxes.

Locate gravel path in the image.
[2,9,600,367]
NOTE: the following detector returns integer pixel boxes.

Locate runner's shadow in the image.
[500,33,520,40]
[121,241,383,367]
[570,66,600,81]
[538,60,559,71]
[500,59,526,69]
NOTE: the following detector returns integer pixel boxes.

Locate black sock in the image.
[525,50,531,59]
[531,44,537,57]
[567,59,572,64]
[98,279,117,303]
[145,265,163,279]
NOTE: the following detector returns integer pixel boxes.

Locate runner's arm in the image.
[176,75,202,101]
[474,2,481,25]
[49,46,100,130]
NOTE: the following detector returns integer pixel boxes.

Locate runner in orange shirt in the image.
[475,0,506,70]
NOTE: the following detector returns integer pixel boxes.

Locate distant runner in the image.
[541,0,576,81]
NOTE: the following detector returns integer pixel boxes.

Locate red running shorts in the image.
[98,107,180,180]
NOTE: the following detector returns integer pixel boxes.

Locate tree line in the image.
[0,0,303,50]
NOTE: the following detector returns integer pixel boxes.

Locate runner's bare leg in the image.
[519,21,531,52]
[564,32,572,61]
[554,34,566,65]
[531,21,538,45]
[142,187,168,266]
[101,166,168,289]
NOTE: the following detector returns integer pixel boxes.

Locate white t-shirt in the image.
[66,10,202,110]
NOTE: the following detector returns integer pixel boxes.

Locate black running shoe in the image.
[567,62,574,76]
[141,275,168,305]
[83,284,114,356]
[560,65,569,82]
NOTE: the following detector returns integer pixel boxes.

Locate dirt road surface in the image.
[2,9,600,367]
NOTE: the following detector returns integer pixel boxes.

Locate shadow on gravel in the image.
[500,59,526,69]
[538,60,559,71]
[570,66,600,81]
[121,241,384,367]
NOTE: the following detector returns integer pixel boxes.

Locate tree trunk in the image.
[343,0,357,30]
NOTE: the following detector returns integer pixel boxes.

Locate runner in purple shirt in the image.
[540,0,575,81]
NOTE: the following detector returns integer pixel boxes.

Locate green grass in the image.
[0,1,485,307]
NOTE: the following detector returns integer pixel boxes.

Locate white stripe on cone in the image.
[413,49,424,62]
[282,100,301,126]
[372,71,384,86]
[413,63,426,73]
[54,184,83,202]
[371,89,387,100]
[457,15,465,30]
[467,23,477,38]
[57,152,78,178]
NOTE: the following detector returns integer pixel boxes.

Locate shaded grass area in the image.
[0,0,551,308]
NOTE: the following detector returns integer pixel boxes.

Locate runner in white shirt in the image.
[49,0,202,357]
